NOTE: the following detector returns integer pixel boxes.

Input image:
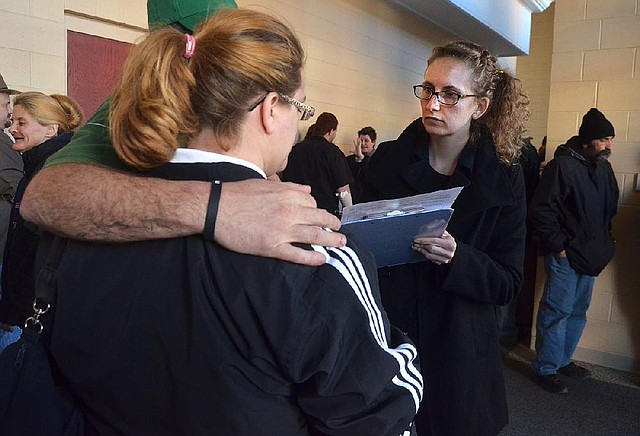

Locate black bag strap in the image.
[24,236,69,334]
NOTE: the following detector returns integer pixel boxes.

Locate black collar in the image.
[398,121,517,216]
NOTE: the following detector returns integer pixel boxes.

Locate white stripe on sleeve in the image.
[312,244,424,411]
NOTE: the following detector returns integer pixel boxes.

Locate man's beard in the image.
[3,118,10,129]
[584,146,611,161]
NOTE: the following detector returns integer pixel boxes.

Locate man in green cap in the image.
[147,0,238,33]
[21,0,344,265]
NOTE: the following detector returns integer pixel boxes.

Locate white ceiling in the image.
[389,0,554,56]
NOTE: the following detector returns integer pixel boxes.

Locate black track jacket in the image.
[47,151,422,436]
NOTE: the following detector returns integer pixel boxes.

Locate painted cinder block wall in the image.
[0,0,451,154]
[0,0,147,96]
[516,5,554,151]
[235,0,453,153]
[529,0,640,372]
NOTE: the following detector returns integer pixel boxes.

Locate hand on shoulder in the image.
[215,179,346,266]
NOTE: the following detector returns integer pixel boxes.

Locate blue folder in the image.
[342,207,454,267]
[341,187,462,267]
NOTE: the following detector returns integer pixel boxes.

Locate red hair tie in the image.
[184,34,196,59]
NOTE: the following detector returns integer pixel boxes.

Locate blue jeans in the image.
[0,326,22,353]
[532,254,595,376]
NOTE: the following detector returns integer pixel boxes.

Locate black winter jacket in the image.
[529,136,618,276]
[360,118,526,436]
[0,132,73,325]
[46,154,422,435]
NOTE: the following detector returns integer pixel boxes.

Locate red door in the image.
[67,30,132,121]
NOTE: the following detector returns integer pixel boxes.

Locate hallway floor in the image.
[499,345,639,435]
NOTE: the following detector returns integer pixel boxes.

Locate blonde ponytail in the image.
[110,29,198,170]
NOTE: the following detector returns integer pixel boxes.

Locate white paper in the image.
[341,186,463,224]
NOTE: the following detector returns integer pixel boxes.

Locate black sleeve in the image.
[359,140,395,203]
[529,160,568,254]
[328,147,353,190]
[285,245,422,435]
[438,165,526,306]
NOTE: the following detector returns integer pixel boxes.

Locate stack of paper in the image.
[341,187,463,267]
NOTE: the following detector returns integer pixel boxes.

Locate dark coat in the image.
[529,136,618,276]
[360,118,526,436]
[281,136,353,215]
[46,159,421,435]
[346,153,371,204]
[0,132,24,264]
[0,132,73,325]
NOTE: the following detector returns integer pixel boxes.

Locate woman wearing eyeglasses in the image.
[46,9,421,435]
[361,41,530,436]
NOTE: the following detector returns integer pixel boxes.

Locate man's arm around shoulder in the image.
[21,163,207,241]
[21,163,345,266]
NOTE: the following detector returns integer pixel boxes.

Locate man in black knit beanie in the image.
[529,107,618,394]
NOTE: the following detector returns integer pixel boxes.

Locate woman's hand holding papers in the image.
[411,230,457,265]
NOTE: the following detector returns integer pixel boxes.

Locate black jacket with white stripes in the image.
[47,153,422,436]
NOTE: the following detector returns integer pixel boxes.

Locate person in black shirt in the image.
[361,40,530,436]
[530,108,618,394]
[281,112,353,216]
[346,125,377,203]
[0,93,83,344]
[48,9,421,435]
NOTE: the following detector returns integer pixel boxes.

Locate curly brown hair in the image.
[429,41,530,165]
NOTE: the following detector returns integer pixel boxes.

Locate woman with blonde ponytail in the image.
[48,9,421,435]
[361,40,530,436]
[0,92,83,339]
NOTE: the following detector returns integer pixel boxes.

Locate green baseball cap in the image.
[147,0,238,33]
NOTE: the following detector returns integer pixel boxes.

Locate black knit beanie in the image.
[578,108,615,143]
